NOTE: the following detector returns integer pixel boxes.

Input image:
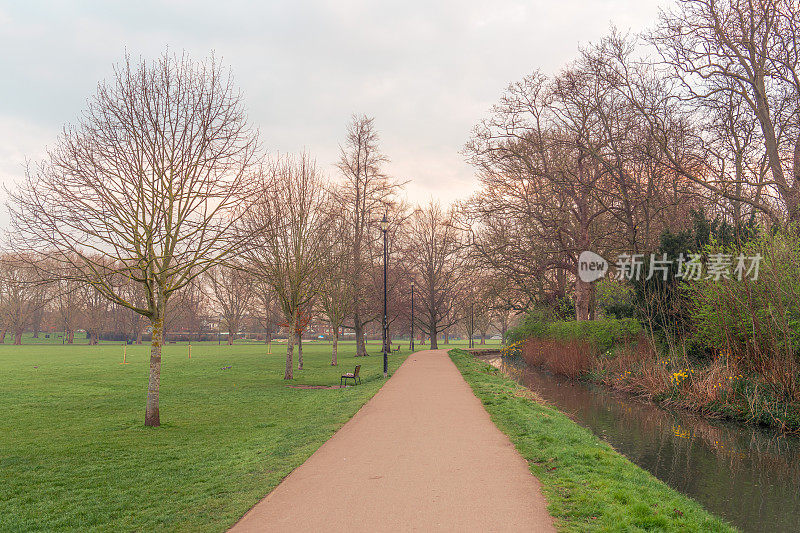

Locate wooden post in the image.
[120,345,128,364]
[188,343,192,360]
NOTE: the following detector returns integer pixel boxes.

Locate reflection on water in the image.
[483,354,800,533]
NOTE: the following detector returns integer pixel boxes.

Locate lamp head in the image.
[380,213,389,232]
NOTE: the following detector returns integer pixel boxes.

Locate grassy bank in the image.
[449,348,734,532]
[511,318,800,432]
[0,341,406,532]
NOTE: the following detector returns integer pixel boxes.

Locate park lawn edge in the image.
[0,343,411,532]
[448,348,736,533]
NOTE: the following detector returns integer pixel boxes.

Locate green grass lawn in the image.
[448,349,735,533]
[0,340,408,532]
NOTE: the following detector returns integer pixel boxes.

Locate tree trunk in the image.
[430,331,438,349]
[284,333,295,380]
[575,276,590,321]
[67,329,74,344]
[753,79,796,221]
[145,311,163,427]
[480,333,486,345]
[136,330,142,345]
[228,323,235,345]
[31,309,43,339]
[574,217,591,321]
[0,329,6,344]
[791,131,800,224]
[297,332,303,370]
[354,312,366,356]
[331,330,338,366]
[13,328,23,345]
[575,154,593,322]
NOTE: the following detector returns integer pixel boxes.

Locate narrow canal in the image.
[481,353,800,533]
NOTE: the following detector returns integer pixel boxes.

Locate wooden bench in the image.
[340,365,361,387]
[392,344,401,354]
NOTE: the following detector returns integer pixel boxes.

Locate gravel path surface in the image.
[230,349,555,532]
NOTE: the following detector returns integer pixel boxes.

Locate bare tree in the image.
[6,52,261,426]
[318,206,354,366]
[244,153,332,379]
[115,279,147,344]
[463,34,709,320]
[463,71,612,320]
[164,281,205,342]
[82,280,110,345]
[0,256,49,345]
[473,288,493,345]
[30,303,45,339]
[406,202,463,349]
[53,275,84,344]
[650,0,800,222]
[335,115,402,356]
[250,278,281,345]
[205,262,253,345]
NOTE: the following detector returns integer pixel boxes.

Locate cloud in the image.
[0,0,668,216]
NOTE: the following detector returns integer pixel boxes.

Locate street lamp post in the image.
[410,281,415,351]
[469,302,475,349]
[380,213,389,378]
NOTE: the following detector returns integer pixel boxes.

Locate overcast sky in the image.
[0,0,667,223]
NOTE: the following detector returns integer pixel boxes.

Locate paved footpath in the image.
[230,349,555,532]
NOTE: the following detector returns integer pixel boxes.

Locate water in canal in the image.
[482,353,800,533]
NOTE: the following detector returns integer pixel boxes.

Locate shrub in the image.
[545,318,642,352]
[631,210,757,340]
[688,229,800,402]
[504,308,548,344]
[507,313,641,351]
[630,229,694,339]
[596,278,635,318]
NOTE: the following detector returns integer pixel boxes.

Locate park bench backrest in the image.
[354,365,361,378]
